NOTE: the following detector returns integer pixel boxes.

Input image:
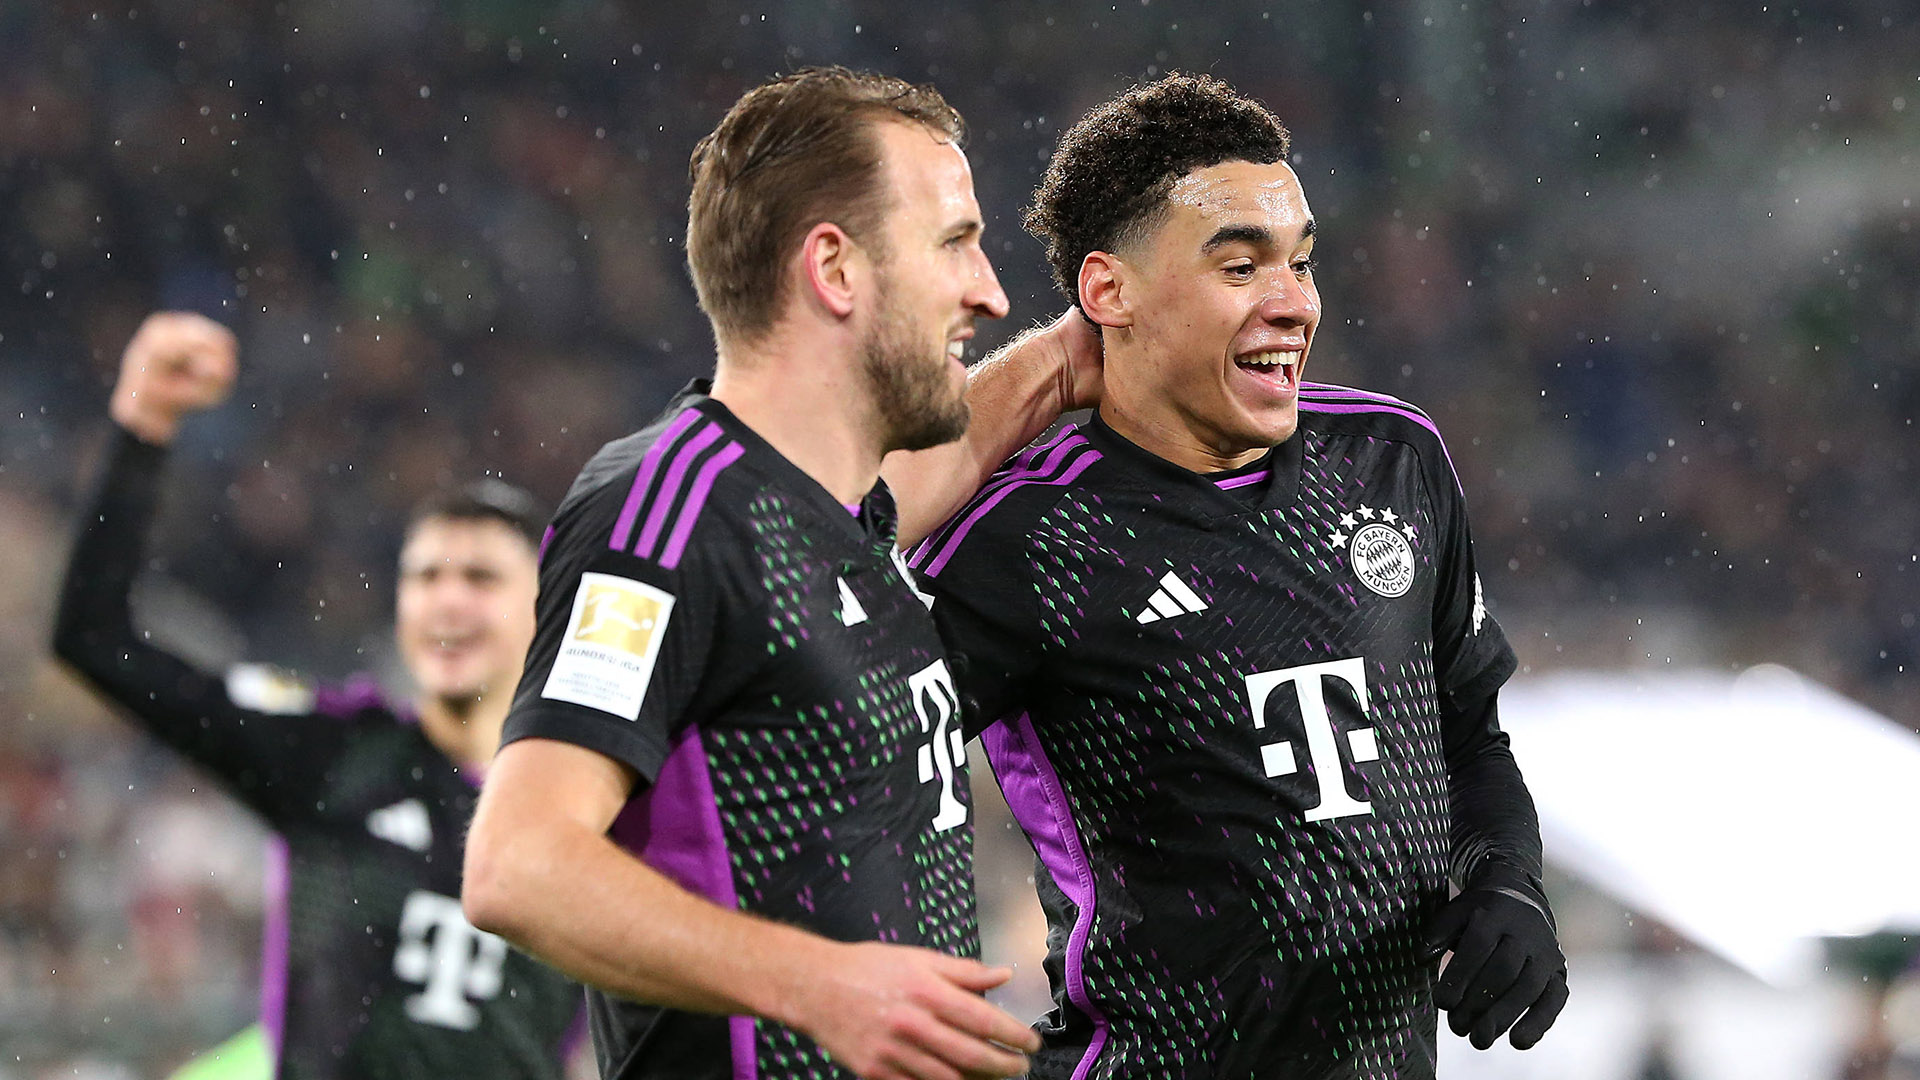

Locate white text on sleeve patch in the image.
[540,572,675,720]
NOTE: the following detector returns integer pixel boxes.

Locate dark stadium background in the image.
[2,2,1915,1076]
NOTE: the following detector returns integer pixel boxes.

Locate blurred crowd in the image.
[2,1,1915,1075]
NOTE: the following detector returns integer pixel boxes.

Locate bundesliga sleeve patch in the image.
[540,572,675,720]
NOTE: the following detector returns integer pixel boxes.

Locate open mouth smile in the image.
[1234,348,1302,391]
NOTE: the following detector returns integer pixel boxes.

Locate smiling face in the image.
[858,118,1010,452]
[1100,159,1321,466]
[394,516,538,711]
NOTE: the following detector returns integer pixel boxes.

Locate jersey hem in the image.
[500,707,673,787]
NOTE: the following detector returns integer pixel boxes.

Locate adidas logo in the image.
[837,577,869,627]
[1134,572,1208,624]
[367,798,433,853]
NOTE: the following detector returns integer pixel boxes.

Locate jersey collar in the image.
[1083,408,1303,517]
[674,379,899,553]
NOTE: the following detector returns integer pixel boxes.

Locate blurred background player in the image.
[910,74,1566,1078]
[463,66,1100,1080]
[52,311,585,1079]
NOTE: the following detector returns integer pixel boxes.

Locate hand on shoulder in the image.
[1029,307,1103,413]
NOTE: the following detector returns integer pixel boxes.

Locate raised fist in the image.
[108,312,239,445]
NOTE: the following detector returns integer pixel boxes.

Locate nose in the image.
[422,572,479,613]
[966,249,1010,320]
[1258,271,1318,327]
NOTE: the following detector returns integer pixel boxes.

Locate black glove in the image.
[1426,877,1568,1050]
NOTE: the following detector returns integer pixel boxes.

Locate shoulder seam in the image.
[1299,382,1461,492]
[1298,381,1434,421]
[605,411,747,570]
[909,427,1103,578]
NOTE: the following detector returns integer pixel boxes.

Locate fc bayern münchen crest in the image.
[1327,504,1418,597]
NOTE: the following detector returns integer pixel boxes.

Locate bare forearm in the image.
[887,312,1100,548]
[465,814,820,1025]
[470,705,1043,1077]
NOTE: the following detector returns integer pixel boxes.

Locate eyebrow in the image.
[1200,216,1317,254]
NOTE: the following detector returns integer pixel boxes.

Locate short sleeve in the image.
[911,518,1046,740]
[1426,447,1517,709]
[502,474,741,786]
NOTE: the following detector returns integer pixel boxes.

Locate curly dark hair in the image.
[1025,74,1291,306]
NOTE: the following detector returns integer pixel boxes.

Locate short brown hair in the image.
[686,67,965,343]
[407,479,547,551]
[1026,74,1290,306]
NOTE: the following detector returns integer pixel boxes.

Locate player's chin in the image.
[413,657,490,699]
[932,345,968,403]
[893,400,970,453]
[1221,400,1297,450]
[425,677,493,708]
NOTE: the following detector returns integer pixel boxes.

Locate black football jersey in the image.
[53,431,584,1080]
[266,684,586,1079]
[908,384,1518,1080]
[502,382,979,1080]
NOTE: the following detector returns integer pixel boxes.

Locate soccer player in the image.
[461,68,1098,1080]
[908,74,1568,1079]
[53,312,584,1079]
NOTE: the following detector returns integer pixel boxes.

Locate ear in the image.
[799,222,863,320]
[1077,250,1132,329]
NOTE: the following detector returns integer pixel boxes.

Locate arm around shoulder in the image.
[885,308,1101,549]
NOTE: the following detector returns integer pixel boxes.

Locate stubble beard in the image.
[434,684,488,720]
[406,643,496,721]
[421,669,490,722]
[861,279,970,454]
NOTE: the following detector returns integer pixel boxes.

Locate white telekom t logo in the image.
[909,660,969,832]
[392,890,510,1030]
[1243,657,1380,822]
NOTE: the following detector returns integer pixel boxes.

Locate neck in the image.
[710,324,886,505]
[1098,357,1270,474]
[414,688,511,771]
